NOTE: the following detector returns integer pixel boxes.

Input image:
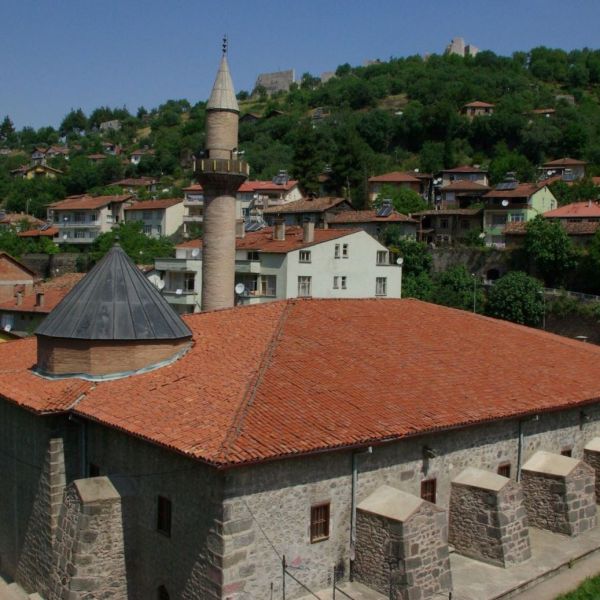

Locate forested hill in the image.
[2,47,600,214]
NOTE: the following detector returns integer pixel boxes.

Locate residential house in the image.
[0,252,38,304]
[11,164,63,179]
[461,101,495,119]
[87,153,107,164]
[182,184,204,236]
[505,221,599,249]
[0,273,83,335]
[327,205,418,239]
[439,180,490,209]
[440,165,489,188]
[130,148,156,165]
[0,213,45,232]
[101,142,120,156]
[539,158,587,182]
[367,171,422,205]
[17,226,59,242]
[30,147,47,165]
[48,194,134,245]
[414,208,484,244]
[483,178,557,247]
[124,199,184,238]
[262,196,353,227]
[113,177,159,195]
[156,225,400,313]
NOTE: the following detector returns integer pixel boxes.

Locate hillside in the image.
[2,46,600,215]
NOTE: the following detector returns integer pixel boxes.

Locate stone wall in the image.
[583,440,600,499]
[223,405,600,599]
[428,247,509,278]
[522,458,596,536]
[15,438,66,597]
[20,253,80,278]
[448,471,530,567]
[50,477,128,599]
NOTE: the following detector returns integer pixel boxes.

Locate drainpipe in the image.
[350,446,372,580]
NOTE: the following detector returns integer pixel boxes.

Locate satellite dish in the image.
[501,199,509,207]
[175,289,183,295]
[396,257,404,266]
[235,283,246,295]
[191,248,199,257]
[62,234,68,240]
[3,324,11,332]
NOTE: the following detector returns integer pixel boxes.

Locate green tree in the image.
[523,216,577,286]
[432,265,484,312]
[486,272,544,326]
[90,221,174,264]
[59,109,88,136]
[375,185,427,214]
[0,116,15,142]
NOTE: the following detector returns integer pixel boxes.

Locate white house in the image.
[124,199,184,238]
[154,223,402,313]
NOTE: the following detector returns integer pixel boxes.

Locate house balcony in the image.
[183,215,203,223]
[162,289,197,306]
[55,222,102,229]
[235,260,261,274]
[155,257,201,272]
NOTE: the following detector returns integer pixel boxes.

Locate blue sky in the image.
[2,0,600,129]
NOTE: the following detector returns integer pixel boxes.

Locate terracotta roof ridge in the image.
[216,301,295,462]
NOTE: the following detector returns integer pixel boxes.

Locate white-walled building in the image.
[154,224,401,313]
[124,199,184,238]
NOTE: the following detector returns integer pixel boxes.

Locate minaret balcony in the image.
[196,158,249,196]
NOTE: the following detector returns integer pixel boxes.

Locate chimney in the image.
[303,218,315,243]
[236,219,245,238]
[273,217,286,241]
[35,290,45,308]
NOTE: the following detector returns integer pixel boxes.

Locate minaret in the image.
[197,38,249,311]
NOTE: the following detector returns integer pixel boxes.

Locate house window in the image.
[376,277,387,297]
[157,585,170,600]
[143,211,152,220]
[342,244,349,258]
[561,448,573,457]
[509,213,525,223]
[333,276,339,289]
[184,273,195,292]
[259,275,276,297]
[421,479,437,504]
[74,230,87,239]
[247,251,259,261]
[376,250,388,265]
[157,496,172,536]
[299,250,311,263]
[88,463,100,477]
[497,463,511,478]
[310,503,330,543]
[156,224,162,235]
[341,276,347,290]
[298,276,312,297]
[144,225,152,235]
[334,244,340,259]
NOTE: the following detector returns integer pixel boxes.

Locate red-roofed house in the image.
[48,194,134,245]
[327,207,418,239]
[441,165,489,187]
[540,158,587,182]
[263,196,353,228]
[0,253,38,304]
[112,176,158,195]
[156,225,400,312]
[124,198,184,238]
[367,171,422,205]
[439,180,490,209]
[461,101,495,119]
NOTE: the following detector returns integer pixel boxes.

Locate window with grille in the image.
[299,250,311,263]
[334,244,340,259]
[342,244,349,258]
[184,273,195,292]
[376,277,387,297]
[298,276,312,297]
[497,463,511,478]
[310,503,330,543]
[341,276,347,290]
[561,448,573,457]
[420,479,436,504]
[157,496,172,536]
[376,250,388,265]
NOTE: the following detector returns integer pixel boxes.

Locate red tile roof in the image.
[543,158,587,167]
[177,226,359,254]
[443,165,486,174]
[327,210,417,224]
[544,202,600,218]
[125,198,183,211]
[0,213,44,227]
[113,177,158,187]
[414,208,482,216]
[183,184,204,192]
[3,299,600,466]
[18,227,59,238]
[368,171,420,184]
[463,101,495,108]
[238,180,299,193]
[50,194,133,210]
[505,221,600,236]
[263,197,350,214]
[485,183,545,199]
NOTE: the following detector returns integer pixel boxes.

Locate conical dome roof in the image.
[206,55,239,113]
[36,245,192,341]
